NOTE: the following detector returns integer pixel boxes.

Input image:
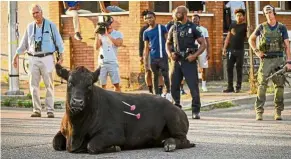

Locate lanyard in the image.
[34,19,45,42]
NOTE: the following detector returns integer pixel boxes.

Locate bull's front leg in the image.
[53,131,66,151]
[87,131,125,154]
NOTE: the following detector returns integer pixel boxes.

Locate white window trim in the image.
[154,12,214,17]
[258,11,291,15]
[169,1,172,12]
[262,2,291,11]
[61,11,129,17]
[153,1,207,13]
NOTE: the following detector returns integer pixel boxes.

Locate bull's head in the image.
[55,64,100,114]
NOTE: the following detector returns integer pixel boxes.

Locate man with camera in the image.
[166,6,206,119]
[12,4,64,118]
[95,16,123,92]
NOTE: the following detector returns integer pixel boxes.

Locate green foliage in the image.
[23,100,33,108]
[201,102,236,111]
[26,93,32,99]
[17,100,24,107]
[212,101,235,109]
[2,99,12,106]
[3,74,9,83]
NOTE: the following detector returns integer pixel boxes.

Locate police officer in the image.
[249,5,291,120]
[166,6,206,119]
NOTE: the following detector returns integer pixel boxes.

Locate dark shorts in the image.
[150,57,169,73]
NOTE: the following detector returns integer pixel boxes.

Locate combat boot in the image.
[256,113,263,120]
[274,110,282,120]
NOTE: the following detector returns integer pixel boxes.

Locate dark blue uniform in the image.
[167,20,202,114]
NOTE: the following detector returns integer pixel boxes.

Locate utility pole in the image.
[246,1,257,94]
[5,1,24,95]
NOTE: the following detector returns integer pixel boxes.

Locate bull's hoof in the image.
[52,131,66,151]
[164,143,176,152]
[114,146,121,152]
[190,143,196,147]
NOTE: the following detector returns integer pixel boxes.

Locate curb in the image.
[183,92,291,111]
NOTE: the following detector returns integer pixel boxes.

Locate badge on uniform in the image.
[188,28,192,34]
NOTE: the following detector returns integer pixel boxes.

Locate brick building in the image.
[1,1,291,88]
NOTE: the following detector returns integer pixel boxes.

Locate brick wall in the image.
[51,1,225,87]
[205,1,224,79]
[3,1,291,87]
[259,15,291,28]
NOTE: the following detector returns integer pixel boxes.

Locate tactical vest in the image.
[173,21,198,53]
[259,22,284,53]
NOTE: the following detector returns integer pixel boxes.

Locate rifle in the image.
[266,65,287,81]
[266,65,290,86]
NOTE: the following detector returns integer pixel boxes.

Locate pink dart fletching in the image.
[130,105,136,111]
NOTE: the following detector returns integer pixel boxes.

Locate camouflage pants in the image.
[255,57,285,113]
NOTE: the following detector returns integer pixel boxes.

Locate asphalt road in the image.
[1,103,291,159]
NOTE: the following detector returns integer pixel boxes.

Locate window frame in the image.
[186,1,207,13]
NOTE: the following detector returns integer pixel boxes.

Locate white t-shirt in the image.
[195,25,209,55]
[98,30,123,65]
[226,1,246,21]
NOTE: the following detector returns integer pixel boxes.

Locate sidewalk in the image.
[2,80,291,110]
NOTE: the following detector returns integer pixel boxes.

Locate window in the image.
[79,1,100,13]
[153,2,171,12]
[270,1,281,10]
[118,1,129,11]
[63,1,129,14]
[187,1,206,13]
[281,1,291,10]
[260,2,291,11]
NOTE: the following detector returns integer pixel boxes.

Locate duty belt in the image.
[264,52,284,58]
[27,52,53,57]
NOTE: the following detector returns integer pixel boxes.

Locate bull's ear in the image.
[55,63,69,81]
[92,66,101,83]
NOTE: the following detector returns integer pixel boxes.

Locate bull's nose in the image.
[70,98,84,107]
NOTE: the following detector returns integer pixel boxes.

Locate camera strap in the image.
[34,19,45,42]
[49,24,60,61]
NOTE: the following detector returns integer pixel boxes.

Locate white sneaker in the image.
[201,87,208,92]
[165,93,172,102]
[161,93,166,98]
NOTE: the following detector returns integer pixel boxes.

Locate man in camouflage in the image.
[249,5,291,120]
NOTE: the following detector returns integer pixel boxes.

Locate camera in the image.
[95,15,113,35]
[35,41,42,52]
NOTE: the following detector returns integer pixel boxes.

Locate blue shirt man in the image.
[143,11,171,100]
[143,24,168,60]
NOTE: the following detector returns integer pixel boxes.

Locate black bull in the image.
[53,64,194,154]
